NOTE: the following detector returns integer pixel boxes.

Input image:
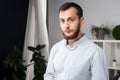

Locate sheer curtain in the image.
[23,0,49,80]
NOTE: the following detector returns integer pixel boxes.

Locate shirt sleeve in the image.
[91,47,109,80]
[44,47,55,80]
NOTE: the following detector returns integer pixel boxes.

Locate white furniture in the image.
[92,40,120,80]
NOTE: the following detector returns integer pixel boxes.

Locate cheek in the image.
[70,23,79,30]
[60,23,64,28]
[60,23,67,31]
[60,25,64,32]
[60,23,63,28]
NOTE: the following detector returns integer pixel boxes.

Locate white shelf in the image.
[109,64,120,70]
[92,40,120,43]
[91,39,120,79]
[92,39,120,70]
[109,67,120,70]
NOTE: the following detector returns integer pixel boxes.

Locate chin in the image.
[64,35,75,40]
[63,32,76,39]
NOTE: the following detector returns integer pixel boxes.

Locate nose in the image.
[64,21,69,28]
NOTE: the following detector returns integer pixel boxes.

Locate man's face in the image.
[59,7,84,40]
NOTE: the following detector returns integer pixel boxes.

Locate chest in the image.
[53,47,92,74]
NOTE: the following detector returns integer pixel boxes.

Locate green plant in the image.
[0,46,27,80]
[112,25,120,40]
[91,24,110,36]
[91,24,110,39]
[28,44,47,80]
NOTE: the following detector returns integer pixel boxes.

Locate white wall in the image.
[48,0,120,48]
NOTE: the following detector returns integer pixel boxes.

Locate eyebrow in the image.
[60,16,76,20]
[68,17,75,20]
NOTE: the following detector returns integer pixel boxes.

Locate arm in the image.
[91,47,109,80]
[44,48,55,80]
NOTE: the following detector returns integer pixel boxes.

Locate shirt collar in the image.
[63,34,87,49]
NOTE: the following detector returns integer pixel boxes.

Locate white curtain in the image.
[23,0,49,80]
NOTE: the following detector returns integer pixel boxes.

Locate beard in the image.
[62,24,80,40]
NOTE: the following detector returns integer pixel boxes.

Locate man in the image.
[44,2,109,80]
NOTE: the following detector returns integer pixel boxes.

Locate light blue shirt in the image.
[44,35,109,80]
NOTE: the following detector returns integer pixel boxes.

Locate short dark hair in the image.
[59,2,83,19]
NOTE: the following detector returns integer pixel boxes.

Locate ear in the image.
[80,17,84,26]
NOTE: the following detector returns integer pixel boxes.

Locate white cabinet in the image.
[92,40,120,80]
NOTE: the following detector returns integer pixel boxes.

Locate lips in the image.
[65,29,71,33]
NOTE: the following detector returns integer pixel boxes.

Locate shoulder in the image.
[78,35,99,50]
[86,40,106,60]
[51,39,65,50]
[49,39,65,55]
[82,38,104,56]
[82,38,99,50]
[83,39,107,64]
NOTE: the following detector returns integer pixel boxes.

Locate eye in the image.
[59,19,65,24]
[68,18,75,23]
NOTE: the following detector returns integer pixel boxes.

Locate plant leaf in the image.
[28,46,36,52]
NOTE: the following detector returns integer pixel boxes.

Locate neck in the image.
[67,33,83,48]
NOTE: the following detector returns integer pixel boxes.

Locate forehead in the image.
[59,7,77,19]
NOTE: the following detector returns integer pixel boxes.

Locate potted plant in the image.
[112,25,120,40]
[0,46,27,80]
[27,44,47,80]
[91,24,110,39]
